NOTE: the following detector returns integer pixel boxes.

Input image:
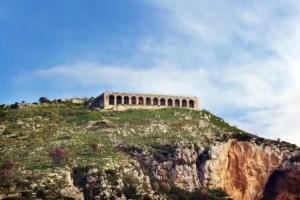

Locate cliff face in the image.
[262,153,300,200]
[201,141,284,200]
[121,140,292,200]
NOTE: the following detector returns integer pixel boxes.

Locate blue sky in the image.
[1,0,300,145]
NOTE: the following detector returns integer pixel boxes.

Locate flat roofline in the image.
[101,91,199,99]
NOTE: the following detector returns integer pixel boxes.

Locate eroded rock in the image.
[261,152,300,200]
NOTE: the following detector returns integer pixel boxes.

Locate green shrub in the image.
[122,174,141,199]
[105,169,119,186]
[10,102,19,109]
[208,188,232,200]
[232,133,253,142]
[254,137,265,145]
[39,97,50,104]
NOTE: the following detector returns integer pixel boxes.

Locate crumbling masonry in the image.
[91,91,199,110]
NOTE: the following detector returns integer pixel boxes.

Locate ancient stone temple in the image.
[91,91,200,110]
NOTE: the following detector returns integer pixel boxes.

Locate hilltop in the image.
[0,100,299,200]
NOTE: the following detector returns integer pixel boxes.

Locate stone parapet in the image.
[91,91,200,110]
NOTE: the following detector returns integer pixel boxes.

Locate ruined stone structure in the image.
[91,91,199,110]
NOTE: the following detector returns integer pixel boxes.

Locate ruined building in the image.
[91,91,199,110]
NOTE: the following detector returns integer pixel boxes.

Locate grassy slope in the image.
[0,103,297,173]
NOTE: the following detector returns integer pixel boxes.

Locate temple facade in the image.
[91,91,200,110]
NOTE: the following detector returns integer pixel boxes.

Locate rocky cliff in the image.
[0,102,299,199]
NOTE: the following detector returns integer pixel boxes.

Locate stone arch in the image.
[167,99,173,106]
[175,99,180,107]
[116,95,122,105]
[189,100,195,108]
[153,98,159,106]
[160,98,166,106]
[146,97,151,105]
[131,96,137,105]
[138,97,144,105]
[124,96,129,105]
[109,95,115,105]
[182,99,187,107]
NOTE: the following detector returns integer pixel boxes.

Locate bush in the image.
[10,102,19,109]
[91,143,101,153]
[232,133,253,142]
[208,188,232,200]
[0,160,17,177]
[290,153,300,163]
[105,169,119,186]
[39,97,50,104]
[49,147,70,165]
[122,174,141,199]
[255,137,265,145]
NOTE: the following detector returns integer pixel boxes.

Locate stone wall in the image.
[92,92,200,110]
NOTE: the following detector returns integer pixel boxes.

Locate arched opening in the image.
[175,99,180,107]
[153,98,159,106]
[124,96,129,105]
[131,96,137,105]
[189,100,194,108]
[117,96,122,105]
[109,95,115,105]
[167,99,173,106]
[138,97,144,105]
[146,97,151,105]
[182,99,187,107]
[160,98,166,106]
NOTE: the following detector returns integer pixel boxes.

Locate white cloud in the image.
[15,0,300,146]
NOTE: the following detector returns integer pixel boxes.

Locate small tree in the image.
[39,97,50,104]
[10,102,19,109]
[49,147,70,165]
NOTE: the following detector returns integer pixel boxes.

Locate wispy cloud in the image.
[14,0,300,145]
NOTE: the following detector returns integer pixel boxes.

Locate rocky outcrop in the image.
[59,169,84,200]
[73,159,165,200]
[0,168,84,200]
[0,125,5,135]
[261,152,300,200]
[202,140,286,200]
[121,140,295,200]
[166,141,288,200]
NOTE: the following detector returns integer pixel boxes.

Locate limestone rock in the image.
[0,125,5,135]
[121,140,294,200]
[59,170,84,200]
[202,140,285,200]
[261,152,300,200]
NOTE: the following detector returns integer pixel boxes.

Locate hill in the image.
[0,101,299,200]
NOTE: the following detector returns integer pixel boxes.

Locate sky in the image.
[0,0,300,145]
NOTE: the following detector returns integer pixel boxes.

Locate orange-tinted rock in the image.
[261,152,300,200]
[202,140,285,200]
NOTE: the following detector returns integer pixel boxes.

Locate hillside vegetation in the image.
[0,102,298,200]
